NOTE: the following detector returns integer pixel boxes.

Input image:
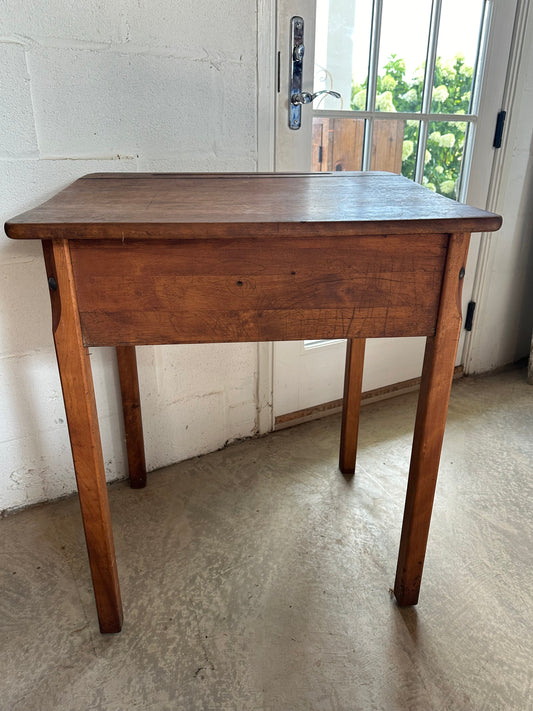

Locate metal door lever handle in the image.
[291,90,341,106]
[289,16,342,129]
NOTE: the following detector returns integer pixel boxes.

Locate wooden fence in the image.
[311,118,405,174]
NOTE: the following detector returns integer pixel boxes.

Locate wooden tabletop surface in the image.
[5,171,502,240]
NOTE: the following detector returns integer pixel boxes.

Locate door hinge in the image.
[493,110,506,148]
[465,301,476,331]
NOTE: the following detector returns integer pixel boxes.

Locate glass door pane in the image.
[313,0,373,111]
[431,0,485,112]
[424,120,468,198]
[371,119,419,175]
[376,0,433,113]
[311,116,418,174]
[311,0,488,196]
[311,117,364,171]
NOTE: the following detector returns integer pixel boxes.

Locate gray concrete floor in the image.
[1,367,533,711]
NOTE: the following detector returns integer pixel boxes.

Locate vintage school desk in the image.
[6,172,501,632]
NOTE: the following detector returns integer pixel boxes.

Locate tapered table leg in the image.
[43,240,123,633]
[394,233,470,606]
[116,346,147,489]
[339,338,366,475]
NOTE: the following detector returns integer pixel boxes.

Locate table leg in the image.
[116,346,147,489]
[339,338,366,475]
[43,240,123,632]
[394,233,470,606]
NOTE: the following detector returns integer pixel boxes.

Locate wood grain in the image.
[116,346,147,489]
[42,239,123,633]
[5,172,502,240]
[312,119,328,172]
[329,119,365,172]
[339,339,366,475]
[371,120,405,174]
[394,232,471,606]
[311,119,405,174]
[70,235,447,346]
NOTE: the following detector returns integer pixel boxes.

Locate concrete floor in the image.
[1,367,532,711]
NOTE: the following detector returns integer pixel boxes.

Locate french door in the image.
[271,0,517,421]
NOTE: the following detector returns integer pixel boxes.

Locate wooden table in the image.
[6,172,501,633]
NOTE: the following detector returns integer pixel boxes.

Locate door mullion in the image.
[415,0,443,184]
[469,0,493,116]
[363,0,383,170]
[421,0,443,115]
[457,0,492,200]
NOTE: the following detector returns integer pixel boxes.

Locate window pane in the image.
[311,117,364,172]
[370,119,419,180]
[304,339,344,349]
[314,118,420,177]
[401,121,419,180]
[423,120,467,199]
[314,0,373,111]
[376,0,432,112]
[431,0,485,113]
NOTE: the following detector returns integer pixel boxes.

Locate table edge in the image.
[5,216,502,240]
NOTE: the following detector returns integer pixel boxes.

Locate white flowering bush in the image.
[432,85,449,104]
[375,91,396,112]
[350,53,473,198]
[402,140,414,161]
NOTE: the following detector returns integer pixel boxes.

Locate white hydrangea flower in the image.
[440,180,455,195]
[433,85,449,103]
[440,60,456,81]
[401,88,417,104]
[376,91,396,112]
[352,89,367,110]
[402,140,414,161]
[439,133,455,148]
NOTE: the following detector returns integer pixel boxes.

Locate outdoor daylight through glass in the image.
[312,0,488,200]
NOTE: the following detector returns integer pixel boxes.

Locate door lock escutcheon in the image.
[289,16,341,130]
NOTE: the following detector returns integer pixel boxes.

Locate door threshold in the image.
[274,366,464,430]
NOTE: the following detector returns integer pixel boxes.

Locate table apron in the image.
[68,235,449,346]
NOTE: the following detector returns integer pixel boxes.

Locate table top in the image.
[5,171,501,240]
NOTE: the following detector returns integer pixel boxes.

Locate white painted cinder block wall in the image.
[0,1,260,512]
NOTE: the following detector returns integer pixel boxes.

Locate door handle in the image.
[291,90,341,106]
[289,16,341,130]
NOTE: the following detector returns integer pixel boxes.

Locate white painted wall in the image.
[468,4,533,373]
[0,1,260,512]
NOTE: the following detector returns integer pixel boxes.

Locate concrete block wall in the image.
[0,1,259,512]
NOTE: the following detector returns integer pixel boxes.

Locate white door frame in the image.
[255,0,277,433]
[462,0,531,371]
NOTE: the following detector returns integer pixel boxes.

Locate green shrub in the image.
[352,54,473,199]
